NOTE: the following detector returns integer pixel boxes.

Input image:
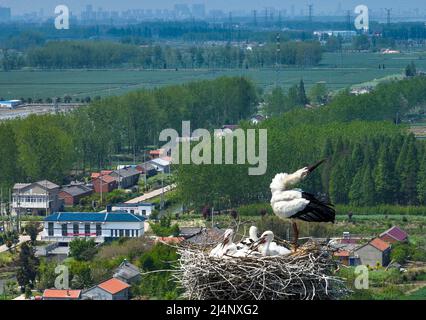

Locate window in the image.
[96,224,102,236]
[119,230,124,237]
[48,222,54,236]
[62,224,68,236]
[114,230,117,237]
[130,210,134,214]
[125,230,130,237]
[85,224,90,235]
[142,210,146,215]
[73,223,79,236]
[135,230,139,237]
[110,229,113,237]
[131,230,134,237]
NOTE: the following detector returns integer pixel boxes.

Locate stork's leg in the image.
[292,221,299,251]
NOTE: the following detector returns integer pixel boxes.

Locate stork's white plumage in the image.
[209,229,238,258]
[270,160,335,248]
[239,226,259,247]
[255,231,291,257]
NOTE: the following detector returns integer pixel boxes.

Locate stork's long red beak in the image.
[307,159,326,173]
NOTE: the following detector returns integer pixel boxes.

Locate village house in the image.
[42,289,82,300]
[12,180,62,216]
[110,167,141,189]
[42,212,146,244]
[59,183,93,206]
[92,174,118,193]
[379,226,408,244]
[136,162,158,177]
[113,260,141,284]
[111,202,155,217]
[82,278,131,300]
[149,157,171,174]
[149,148,167,159]
[353,238,391,267]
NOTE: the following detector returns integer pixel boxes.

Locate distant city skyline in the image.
[1,0,426,15]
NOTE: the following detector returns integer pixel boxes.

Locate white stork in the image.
[270,160,335,249]
[209,229,238,258]
[254,231,291,256]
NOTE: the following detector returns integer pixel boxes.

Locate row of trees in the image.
[23,40,322,69]
[263,80,329,116]
[0,76,258,195]
[175,76,426,208]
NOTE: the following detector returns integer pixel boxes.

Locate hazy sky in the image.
[1,0,426,14]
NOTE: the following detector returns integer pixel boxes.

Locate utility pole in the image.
[275,33,281,87]
[253,10,257,26]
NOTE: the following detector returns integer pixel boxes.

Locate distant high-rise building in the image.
[192,3,205,19]
[0,7,11,21]
[174,4,191,19]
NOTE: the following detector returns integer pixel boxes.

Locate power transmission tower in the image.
[346,10,351,30]
[308,4,313,23]
[385,8,392,26]
[253,10,257,26]
[264,7,268,25]
[278,10,282,29]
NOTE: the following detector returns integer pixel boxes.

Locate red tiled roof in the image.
[98,278,130,295]
[157,237,185,244]
[91,173,101,179]
[43,289,81,299]
[380,226,408,242]
[369,238,390,252]
[334,250,350,257]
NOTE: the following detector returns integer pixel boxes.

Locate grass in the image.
[2,51,426,100]
[403,286,426,300]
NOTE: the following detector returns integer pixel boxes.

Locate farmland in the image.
[2,51,426,100]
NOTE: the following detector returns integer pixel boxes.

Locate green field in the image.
[1,51,426,100]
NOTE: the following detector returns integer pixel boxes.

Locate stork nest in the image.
[173,240,350,300]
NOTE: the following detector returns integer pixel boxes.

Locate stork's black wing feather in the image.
[292,192,336,223]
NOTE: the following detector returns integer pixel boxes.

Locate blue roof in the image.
[44,212,146,222]
[113,202,153,208]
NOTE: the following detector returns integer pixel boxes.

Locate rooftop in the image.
[113,202,153,208]
[369,238,391,252]
[60,185,92,197]
[380,226,408,242]
[44,212,146,223]
[43,289,81,299]
[98,278,130,294]
[150,158,171,167]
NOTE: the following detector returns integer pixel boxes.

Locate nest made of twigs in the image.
[173,240,350,300]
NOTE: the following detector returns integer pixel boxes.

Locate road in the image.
[0,235,30,254]
[125,184,176,204]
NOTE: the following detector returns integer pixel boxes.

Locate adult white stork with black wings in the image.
[270,160,335,249]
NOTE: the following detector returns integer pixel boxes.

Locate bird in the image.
[254,231,291,257]
[239,225,259,248]
[209,229,238,258]
[270,160,335,250]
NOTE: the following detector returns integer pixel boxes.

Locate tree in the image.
[16,243,39,290]
[298,79,309,106]
[309,82,329,105]
[4,231,19,252]
[405,61,417,77]
[69,239,98,261]
[374,144,398,204]
[25,222,40,245]
[417,150,426,205]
